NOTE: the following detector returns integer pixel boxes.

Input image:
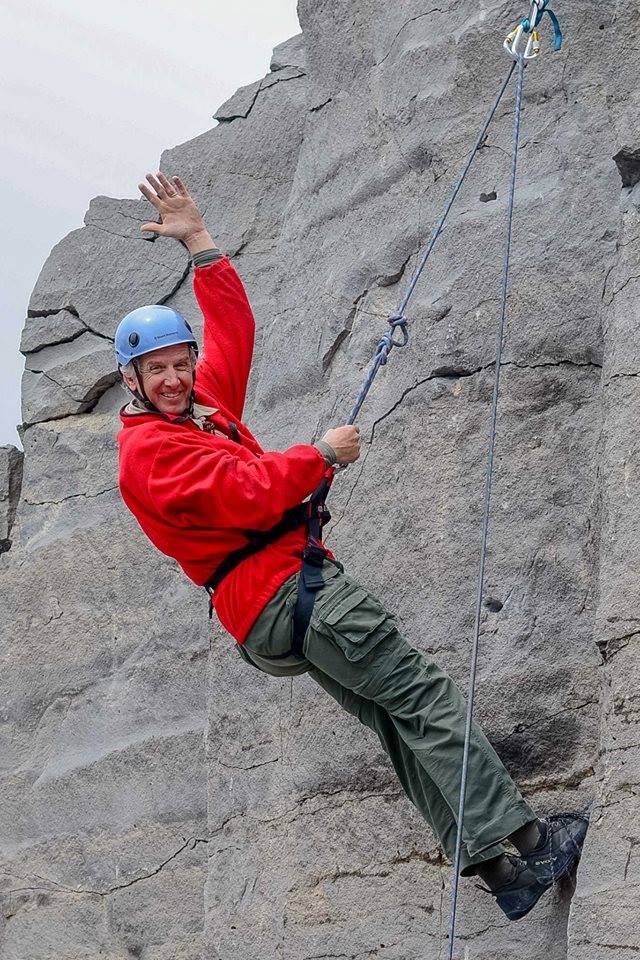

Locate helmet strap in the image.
[128,358,160,414]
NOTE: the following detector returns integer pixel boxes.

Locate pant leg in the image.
[309,667,508,875]
[302,565,536,860]
[241,560,535,862]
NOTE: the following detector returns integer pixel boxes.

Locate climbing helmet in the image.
[114,304,198,367]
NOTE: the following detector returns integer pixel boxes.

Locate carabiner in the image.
[505,0,562,58]
[527,0,547,31]
[503,23,540,61]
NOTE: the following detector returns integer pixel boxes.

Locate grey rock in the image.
[214,79,262,121]
[270,32,307,72]
[0,445,23,550]
[22,331,119,426]
[4,1,640,958]
[20,308,85,355]
[28,196,189,340]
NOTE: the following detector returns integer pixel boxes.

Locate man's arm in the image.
[147,431,329,532]
[138,173,255,416]
[191,256,255,420]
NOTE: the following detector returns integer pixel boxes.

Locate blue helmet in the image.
[114,304,198,368]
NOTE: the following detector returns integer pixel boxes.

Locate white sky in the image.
[0,0,301,447]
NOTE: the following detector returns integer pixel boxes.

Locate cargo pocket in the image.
[312,579,396,662]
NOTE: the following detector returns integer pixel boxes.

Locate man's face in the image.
[124,343,195,415]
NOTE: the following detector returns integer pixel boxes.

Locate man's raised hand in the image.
[139,173,215,254]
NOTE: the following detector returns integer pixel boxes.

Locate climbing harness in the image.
[204,471,333,652]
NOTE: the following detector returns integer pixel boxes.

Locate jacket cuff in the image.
[314,440,337,466]
[192,247,224,268]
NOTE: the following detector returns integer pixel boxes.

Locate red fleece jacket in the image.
[117,257,329,643]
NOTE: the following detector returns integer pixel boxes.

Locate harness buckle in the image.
[303,541,328,567]
[317,504,332,526]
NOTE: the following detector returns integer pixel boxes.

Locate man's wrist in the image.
[192,248,224,268]
[184,229,217,255]
[314,440,337,466]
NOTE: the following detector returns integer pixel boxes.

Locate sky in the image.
[0,0,301,447]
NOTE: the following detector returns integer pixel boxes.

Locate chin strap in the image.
[125,358,197,420]
[128,358,160,414]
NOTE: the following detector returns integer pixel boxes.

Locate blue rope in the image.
[346,61,516,426]
[446,51,527,960]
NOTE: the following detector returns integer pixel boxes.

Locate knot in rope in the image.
[375,313,409,366]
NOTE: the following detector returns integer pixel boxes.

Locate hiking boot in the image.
[492,809,590,921]
[523,810,590,886]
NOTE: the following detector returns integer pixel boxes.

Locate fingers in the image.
[138,182,163,210]
[139,171,190,205]
[147,173,167,200]
[156,171,177,197]
[141,221,163,234]
[173,176,189,197]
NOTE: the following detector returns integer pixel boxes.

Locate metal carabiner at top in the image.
[527,0,547,29]
[503,22,541,61]
[504,0,562,60]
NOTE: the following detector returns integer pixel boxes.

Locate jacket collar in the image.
[121,398,219,429]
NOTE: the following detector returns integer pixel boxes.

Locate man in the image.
[116,172,588,921]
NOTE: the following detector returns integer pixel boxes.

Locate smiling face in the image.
[122,343,195,415]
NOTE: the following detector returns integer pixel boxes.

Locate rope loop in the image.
[375,313,409,365]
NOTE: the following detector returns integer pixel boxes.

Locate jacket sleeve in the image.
[193,257,255,419]
[147,433,328,532]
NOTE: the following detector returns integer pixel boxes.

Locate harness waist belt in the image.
[204,502,308,596]
[204,478,333,653]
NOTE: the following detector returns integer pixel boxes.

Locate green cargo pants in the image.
[239,560,536,875]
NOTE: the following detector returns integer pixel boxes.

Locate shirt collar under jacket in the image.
[123,398,219,430]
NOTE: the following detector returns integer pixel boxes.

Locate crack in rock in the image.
[375,8,445,68]
[27,304,80,320]
[213,756,280,771]
[500,699,599,738]
[322,288,370,373]
[328,356,600,537]
[158,260,191,306]
[29,369,119,408]
[23,321,114,357]
[310,97,332,114]
[216,68,306,123]
[605,272,640,306]
[24,486,118,507]
[7,837,210,900]
[597,629,640,663]
[86,222,155,244]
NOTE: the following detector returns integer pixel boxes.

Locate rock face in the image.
[1,2,640,958]
[0,446,23,553]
